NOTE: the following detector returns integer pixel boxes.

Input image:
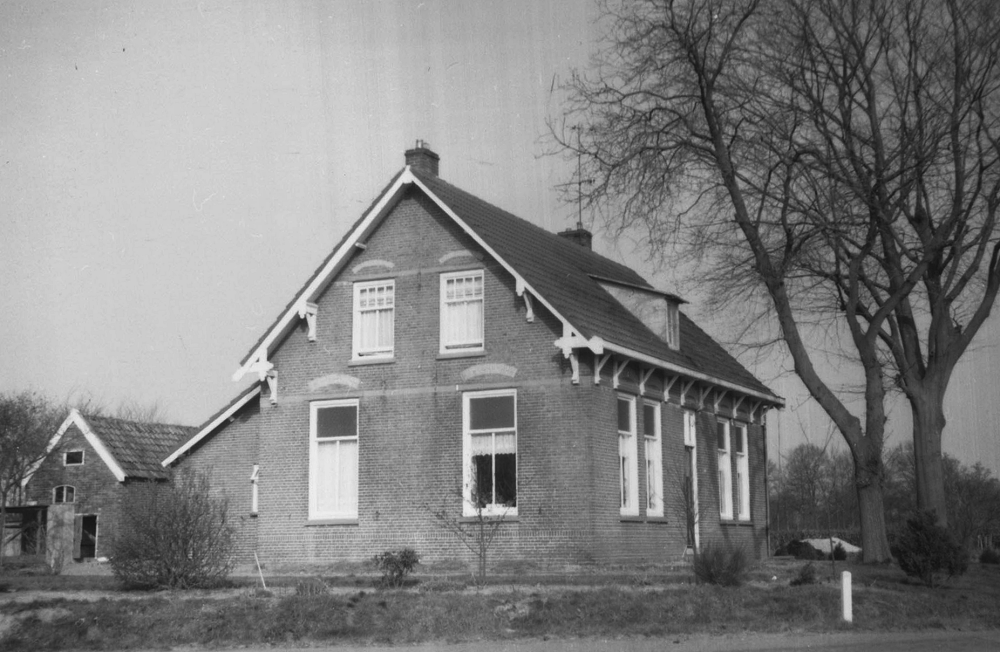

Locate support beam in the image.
[638,367,654,396]
[297,302,319,342]
[662,374,679,403]
[569,352,580,385]
[732,395,746,420]
[713,390,728,415]
[594,353,611,385]
[680,380,696,407]
[522,292,535,323]
[697,386,711,411]
[613,359,628,389]
[265,370,278,405]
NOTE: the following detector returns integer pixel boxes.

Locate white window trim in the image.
[735,423,750,521]
[440,269,485,354]
[309,399,359,521]
[64,450,84,466]
[684,410,700,550]
[717,418,733,520]
[352,279,395,360]
[462,388,518,518]
[643,401,664,517]
[618,394,639,516]
[250,464,259,516]
[53,485,75,503]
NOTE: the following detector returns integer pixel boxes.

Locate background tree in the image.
[555,0,1000,557]
[0,390,63,566]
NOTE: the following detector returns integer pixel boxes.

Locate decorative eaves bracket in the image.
[515,279,534,323]
[554,324,604,386]
[638,367,655,396]
[713,390,728,415]
[242,357,277,405]
[662,374,679,403]
[594,353,611,385]
[297,301,319,342]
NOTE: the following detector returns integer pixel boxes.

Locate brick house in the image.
[166,143,783,567]
[21,409,194,563]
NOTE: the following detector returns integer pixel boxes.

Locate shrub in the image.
[109,470,235,589]
[692,543,749,587]
[893,511,968,586]
[789,562,818,586]
[979,547,1000,565]
[373,548,419,588]
[832,543,847,561]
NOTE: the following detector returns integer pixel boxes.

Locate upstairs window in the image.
[64,450,84,466]
[440,270,484,353]
[309,400,359,520]
[734,423,750,520]
[643,401,663,517]
[53,485,75,503]
[618,396,639,516]
[353,280,394,359]
[717,419,733,519]
[463,390,517,517]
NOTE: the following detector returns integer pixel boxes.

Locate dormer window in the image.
[64,450,84,466]
[667,302,679,350]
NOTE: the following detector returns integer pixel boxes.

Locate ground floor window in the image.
[618,395,639,516]
[734,423,750,520]
[309,399,359,520]
[643,401,663,517]
[463,389,517,517]
[717,419,733,519]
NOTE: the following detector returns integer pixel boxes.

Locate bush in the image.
[979,547,1000,565]
[692,543,749,587]
[832,543,847,561]
[892,511,968,586]
[109,471,235,589]
[789,562,818,586]
[373,548,419,588]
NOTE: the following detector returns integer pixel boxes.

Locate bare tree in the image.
[0,390,63,566]
[554,0,1000,559]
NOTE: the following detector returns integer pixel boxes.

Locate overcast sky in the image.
[2,0,998,475]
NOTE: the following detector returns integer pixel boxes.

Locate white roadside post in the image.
[841,571,853,623]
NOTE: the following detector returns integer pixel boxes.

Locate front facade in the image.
[168,144,782,568]
[21,410,193,562]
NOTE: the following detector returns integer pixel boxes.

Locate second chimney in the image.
[558,226,593,250]
[405,139,440,176]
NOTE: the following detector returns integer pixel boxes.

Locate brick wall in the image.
[184,187,771,569]
[24,423,123,559]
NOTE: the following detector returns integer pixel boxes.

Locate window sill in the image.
[436,350,486,360]
[306,518,359,526]
[348,357,395,367]
[720,520,754,527]
[619,514,642,522]
[458,515,518,523]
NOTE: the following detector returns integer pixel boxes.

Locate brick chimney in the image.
[558,226,593,250]
[405,139,440,176]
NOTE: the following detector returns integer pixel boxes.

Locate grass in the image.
[2,559,999,650]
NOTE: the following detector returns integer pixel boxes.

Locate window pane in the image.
[316,406,357,439]
[469,395,514,430]
[337,440,358,512]
[470,432,492,456]
[65,451,83,465]
[643,404,656,437]
[493,432,516,454]
[617,398,632,432]
[315,441,340,513]
[472,454,492,507]
[734,427,745,453]
[717,422,728,450]
[495,453,517,507]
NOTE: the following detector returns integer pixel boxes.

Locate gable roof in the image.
[162,384,261,467]
[26,410,196,485]
[232,160,782,406]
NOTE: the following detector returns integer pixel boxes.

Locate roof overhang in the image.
[163,385,262,467]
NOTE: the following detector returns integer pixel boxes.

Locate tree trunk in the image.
[852,443,892,562]
[909,382,949,526]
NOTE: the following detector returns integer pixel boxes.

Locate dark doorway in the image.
[76,515,97,559]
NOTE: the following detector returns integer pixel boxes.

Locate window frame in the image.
[666,302,680,350]
[352,279,395,360]
[440,269,485,354]
[717,418,733,520]
[308,399,360,521]
[643,400,664,517]
[462,388,518,518]
[734,422,750,521]
[63,450,84,466]
[618,395,639,516]
[683,410,700,549]
[53,485,75,504]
